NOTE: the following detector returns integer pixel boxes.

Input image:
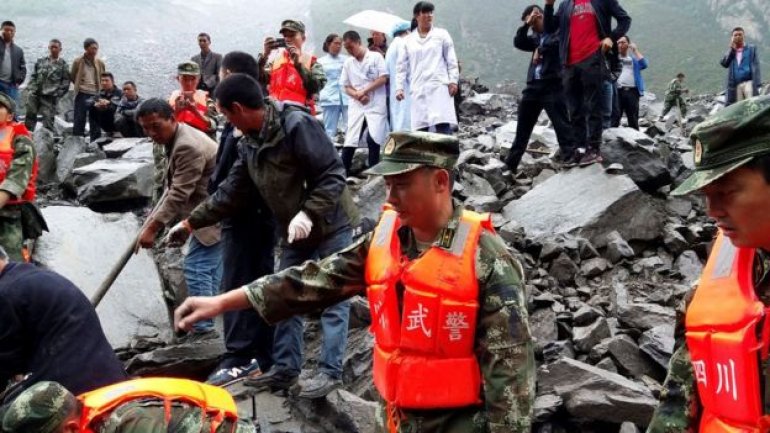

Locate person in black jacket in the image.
[0,245,127,402]
[544,0,631,165]
[204,52,277,387]
[505,4,579,174]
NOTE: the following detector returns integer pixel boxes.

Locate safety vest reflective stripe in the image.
[0,123,37,204]
[78,378,239,433]
[366,205,491,410]
[685,232,770,432]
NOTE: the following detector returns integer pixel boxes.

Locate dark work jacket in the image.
[190,100,359,249]
[544,0,632,66]
[720,44,762,105]
[0,42,26,85]
[0,262,127,399]
[514,24,562,83]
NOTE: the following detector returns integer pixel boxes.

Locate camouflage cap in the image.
[0,92,15,114]
[364,131,459,176]
[279,19,305,34]
[177,61,201,76]
[671,95,770,196]
[1,382,77,433]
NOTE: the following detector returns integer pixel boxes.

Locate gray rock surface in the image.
[71,158,155,205]
[503,165,665,248]
[35,206,171,349]
[56,136,87,183]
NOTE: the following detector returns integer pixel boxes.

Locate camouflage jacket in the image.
[0,130,36,217]
[244,206,536,433]
[665,79,687,101]
[646,251,770,432]
[258,51,327,97]
[94,399,255,433]
[27,56,70,97]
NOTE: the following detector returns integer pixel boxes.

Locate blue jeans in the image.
[184,237,223,332]
[322,104,348,139]
[272,227,353,379]
[601,80,615,130]
[0,81,19,119]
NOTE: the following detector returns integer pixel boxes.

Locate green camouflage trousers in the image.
[25,94,58,132]
[662,97,687,118]
[0,207,24,262]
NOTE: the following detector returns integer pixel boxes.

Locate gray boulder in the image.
[503,164,665,248]
[606,334,658,378]
[102,138,147,158]
[56,136,87,183]
[618,303,676,331]
[639,324,676,368]
[32,128,57,185]
[674,250,704,284]
[35,206,171,349]
[71,158,155,205]
[601,128,673,192]
[530,308,559,353]
[353,176,386,223]
[459,93,504,115]
[538,358,657,425]
[572,317,611,353]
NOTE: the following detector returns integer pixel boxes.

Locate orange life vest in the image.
[169,90,211,133]
[0,123,37,204]
[365,206,492,411]
[685,232,770,432]
[269,51,317,114]
[77,378,240,433]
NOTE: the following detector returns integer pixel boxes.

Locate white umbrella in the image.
[343,10,407,35]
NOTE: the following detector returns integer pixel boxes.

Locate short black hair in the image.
[1,21,14,28]
[618,35,631,43]
[136,98,175,120]
[343,30,361,44]
[521,5,542,21]
[222,51,259,80]
[83,38,98,49]
[732,27,745,34]
[413,1,435,15]
[677,72,686,79]
[100,72,114,82]
[122,81,136,89]
[323,33,340,53]
[214,73,265,111]
[49,39,62,47]
[198,32,211,42]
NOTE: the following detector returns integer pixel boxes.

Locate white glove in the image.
[165,220,192,247]
[287,211,313,244]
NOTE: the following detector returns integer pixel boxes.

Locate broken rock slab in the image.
[56,136,87,183]
[538,358,657,425]
[35,205,171,349]
[503,164,665,248]
[102,137,148,158]
[71,158,155,206]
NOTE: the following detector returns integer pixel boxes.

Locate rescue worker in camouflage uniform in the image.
[647,95,770,432]
[24,39,70,132]
[0,93,37,262]
[0,381,256,433]
[660,73,689,120]
[173,129,536,432]
[258,19,326,114]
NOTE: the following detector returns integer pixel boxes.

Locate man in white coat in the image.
[396,1,459,135]
[340,30,389,175]
[386,21,411,132]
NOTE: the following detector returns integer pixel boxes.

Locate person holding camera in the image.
[168,61,218,140]
[721,26,762,106]
[258,20,326,114]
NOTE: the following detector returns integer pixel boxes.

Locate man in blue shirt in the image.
[721,27,762,106]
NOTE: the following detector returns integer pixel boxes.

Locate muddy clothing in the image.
[646,250,770,432]
[0,262,128,400]
[0,131,35,262]
[243,205,535,433]
[187,100,358,248]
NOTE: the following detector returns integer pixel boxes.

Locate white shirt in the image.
[341,49,390,147]
[617,54,636,88]
[396,26,460,129]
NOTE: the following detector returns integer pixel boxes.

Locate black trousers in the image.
[563,52,605,151]
[219,222,276,370]
[89,107,117,141]
[341,122,380,175]
[505,79,578,172]
[73,92,97,138]
[612,87,640,130]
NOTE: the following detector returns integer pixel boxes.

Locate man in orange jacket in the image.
[172,131,535,433]
[648,96,770,432]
